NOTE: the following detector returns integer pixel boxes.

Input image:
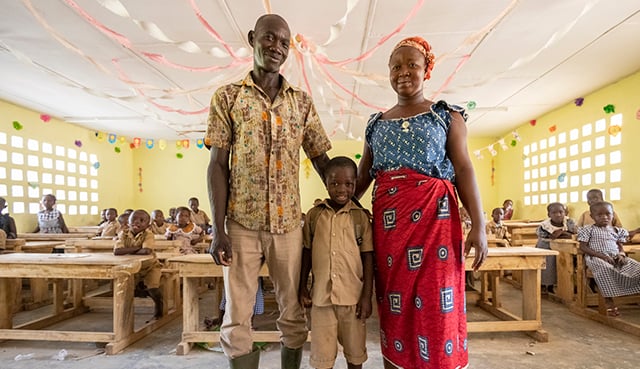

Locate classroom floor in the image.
[1,284,639,369]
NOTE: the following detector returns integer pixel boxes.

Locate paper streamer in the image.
[322,0,360,46]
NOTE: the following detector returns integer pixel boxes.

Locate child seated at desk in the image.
[97,208,120,238]
[502,199,514,220]
[165,206,204,254]
[577,201,640,317]
[188,197,211,234]
[536,202,578,294]
[0,197,17,242]
[114,209,163,321]
[33,194,69,233]
[577,189,623,227]
[486,207,510,240]
[150,209,170,235]
[165,207,176,224]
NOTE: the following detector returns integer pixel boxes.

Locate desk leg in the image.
[52,279,65,314]
[555,252,574,304]
[107,272,135,355]
[0,278,18,328]
[522,269,548,342]
[177,277,199,355]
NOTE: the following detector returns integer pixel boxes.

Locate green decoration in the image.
[12,121,23,130]
[355,153,362,159]
[510,140,517,147]
[176,153,184,159]
[114,147,121,153]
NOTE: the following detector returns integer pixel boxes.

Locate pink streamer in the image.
[316,0,424,67]
[142,52,248,72]
[293,49,312,95]
[429,54,470,100]
[314,55,386,111]
[63,0,131,48]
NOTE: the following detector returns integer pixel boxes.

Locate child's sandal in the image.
[606,307,620,317]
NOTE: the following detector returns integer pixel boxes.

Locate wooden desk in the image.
[64,239,186,253]
[0,253,176,354]
[487,238,510,247]
[68,225,100,234]
[465,247,557,342]
[3,238,26,251]
[17,233,94,241]
[169,247,556,355]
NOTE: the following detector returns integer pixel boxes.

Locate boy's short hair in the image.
[546,202,565,213]
[323,156,357,179]
[117,213,129,223]
[589,201,612,213]
[492,207,503,214]
[176,206,191,215]
[188,197,199,203]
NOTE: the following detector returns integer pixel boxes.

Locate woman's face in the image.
[388,46,427,98]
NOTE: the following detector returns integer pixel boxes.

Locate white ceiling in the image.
[1,0,639,141]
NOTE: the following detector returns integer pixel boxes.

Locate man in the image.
[205,14,331,369]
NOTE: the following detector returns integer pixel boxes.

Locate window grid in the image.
[0,133,100,215]
[523,114,623,206]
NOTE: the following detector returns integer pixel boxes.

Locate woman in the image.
[355,37,487,369]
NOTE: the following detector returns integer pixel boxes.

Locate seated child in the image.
[460,206,472,236]
[33,194,69,233]
[114,210,163,321]
[165,207,176,224]
[578,201,640,316]
[150,209,170,235]
[97,208,120,238]
[165,206,204,254]
[486,207,510,240]
[98,208,108,226]
[577,189,623,227]
[536,202,578,294]
[0,197,18,240]
[117,213,130,233]
[188,197,211,234]
[299,156,373,369]
[502,199,514,220]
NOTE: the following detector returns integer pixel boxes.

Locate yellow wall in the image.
[492,70,640,226]
[1,100,135,231]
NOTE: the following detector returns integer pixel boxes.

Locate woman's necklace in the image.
[400,120,410,132]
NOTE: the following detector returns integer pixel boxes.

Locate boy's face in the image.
[169,208,176,217]
[41,195,55,209]
[106,209,117,221]
[129,211,150,235]
[325,166,356,207]
[590,204,613,227]
[492,209,504,223]
[548,205,565,224]
[177,209,191,227]
[189,199,199,212]
[586,191,603,205]
[152,211,164,225]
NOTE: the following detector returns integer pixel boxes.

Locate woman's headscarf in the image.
[391,36,435,80]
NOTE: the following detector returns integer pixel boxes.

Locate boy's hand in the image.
[136,247,151,255]
[298,287,312,308]
[356,296,372,320]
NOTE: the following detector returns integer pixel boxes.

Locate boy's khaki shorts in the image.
[310,304,367,369]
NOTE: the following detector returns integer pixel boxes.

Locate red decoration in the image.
[548,125,557,133]
[133,137,142,148]
[182,139,190,149]
[40,114,51,122]
[529,119,537,126]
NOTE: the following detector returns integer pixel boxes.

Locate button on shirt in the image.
[302,201,374,306]
[205,73,332,234]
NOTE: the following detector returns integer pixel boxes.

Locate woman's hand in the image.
[464,226,488,271]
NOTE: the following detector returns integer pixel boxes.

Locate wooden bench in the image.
[509,227,539,247]
[168,247,557,355]
[64,238,187,253]
[67,225,100,234]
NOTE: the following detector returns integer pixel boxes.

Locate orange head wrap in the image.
[391,36,435,80]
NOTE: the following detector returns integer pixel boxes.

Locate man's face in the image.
[249,16,291,73]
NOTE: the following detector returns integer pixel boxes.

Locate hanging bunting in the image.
[132,137,142,148]
[196,138,204,149]
[472,130,522,160]
[158,139,167,150]
[108,133,117,144]
[146,139,154,149]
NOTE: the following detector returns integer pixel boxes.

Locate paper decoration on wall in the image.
[607,125,622,136]
[74,140,82,147]
[466,101,476,110]
[558,173,566,182]
[158,139,167,150]
[603,104,615,114]
[146,139,154,149]
[182,139,190,149]
[114,147,121,153]
[574,97,584,107]
[133,137,141,148]
[196,139,204,149]
[491,159,495,187]
[40,114,51,122]
[92,162,100,169]
[119,136,126,144]
[129,143,135,149]
[548,125,557,133]
[355,153,362,159]
[95,132,106,142]
[303,158,312,179]
[176,140,182,148]
[529,119,537,126]
[108,134,117,144]
[12,121,23,130]
[28,182,39,189]
[473,131,522,160]
[176,153,184,159]
[138,167,143,193]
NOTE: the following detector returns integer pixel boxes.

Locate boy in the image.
[150,209,170,235]
[114,210,163,321]
[299,156,373,369]
[577,189,623,227]
[486,207,510,240]
[0,197,17,240]
[188,197,211,234]
[97,208,120,237]
[165,206,204,254]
